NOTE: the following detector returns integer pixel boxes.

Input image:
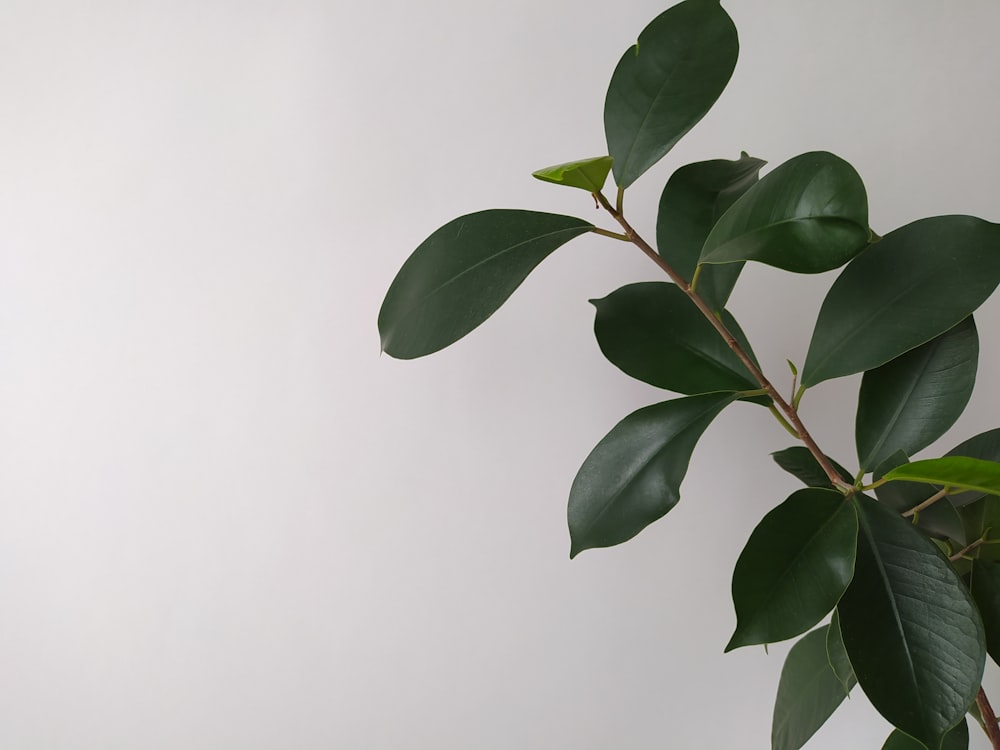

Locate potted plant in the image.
[378,1,1000,747]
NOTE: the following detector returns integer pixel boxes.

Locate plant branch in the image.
[591,227,631,242]
[901,487,949,518]
[949,536,987,562]
[595,190,852,493]
[978,687,1000,750]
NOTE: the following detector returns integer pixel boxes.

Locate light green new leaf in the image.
[771,626,855,750]
[591,282,762,398]
[568,393,735,557]
[856,317,979,473]
[884,457,1000,497]
[969,559,1000,666]
[837,495,985,750]
[771,446,854,490]
[604,0,738,189]
[946,429,1000,507]
[802,215,1000,386]
[726,489,857,650]
[379,210,592,359]
[657,153,766,312]
[700,152,870,273]
[531,156,614,193]
[826,610,854,695]
[881,720,969,750]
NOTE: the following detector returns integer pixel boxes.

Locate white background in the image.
[2,0,1000,747]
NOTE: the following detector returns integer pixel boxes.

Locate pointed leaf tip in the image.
[532,155,614,193]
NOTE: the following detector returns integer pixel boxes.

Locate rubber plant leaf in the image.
[531,156,614,193]
[379,210,592,358]
[883,457,1000,497]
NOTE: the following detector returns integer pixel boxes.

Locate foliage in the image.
[378,1,1000,747]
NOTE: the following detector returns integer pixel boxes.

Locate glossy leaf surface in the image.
[771,446,853,490]
[657,153,766,312]
[947,429,1000,507]
[379,210,592,359]
[701,152,870,273]
[568,393,735,557]
[727,489,857,650]
[592,282,759,396]
[838,496,985,749]
[802,215,1000,386]
[531,155,614,192]
[969,560,1000,666]
[826,610,854,695]
[881,719,969,750]
[856,317,979,473]
[772,626,854,750]
[604,0,738,189]
[884,457,1000,497]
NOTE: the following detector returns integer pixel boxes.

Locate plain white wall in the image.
[2,0,999,747]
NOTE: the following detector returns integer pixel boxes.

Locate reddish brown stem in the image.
[978,687,1000,750]
[595,191,852,493]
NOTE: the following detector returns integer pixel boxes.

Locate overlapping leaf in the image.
[826,610,854,695]
[604,0,738,189]
[837,495,985,749]
[771,446,853,490]
[856,317,979,473]
[591,282,761,397]
[969,559,1000,666]
[772,626,855,750]
[379,210,592,358]
[657,153,766,312]
[874,452,967,544]
[802,215,1000,386]
[884,457,1000,497]
[700,152,870,273]
[947,429,1000,507]
[568,393,735,557]
[881,720,969,750]
[726,489,857,650]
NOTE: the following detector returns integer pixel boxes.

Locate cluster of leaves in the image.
[378,0,1000,748]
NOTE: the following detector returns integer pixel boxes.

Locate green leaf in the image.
[884,457,1000,497]
[379,210,593,359]
[591,282,761,397]
[531,156,614,193]
[826,610,854,695]
[656,153,766,312]
[727,489,857,651]
[875,452,967,544]
[568,393,735,557]
[881,719,969,750]
[700,152,870,273]
[604,0,738,189]
[837,495,985,749]
[802,215,1000,386]
[960,496,1000,562]
[969,560,1000,666]
[771,626,855,750]
[771,446,853,490]
[946,429,1000,507]
[856,317,978,473]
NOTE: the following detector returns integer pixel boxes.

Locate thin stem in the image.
[792,383,806,412]
[690,263,703,293]
[950,536,987,562]
[591,227,631,242]
[901,487,949,518]
[768,404,800,439]
[594,190,852,493]
[615,185,624,215]
[977,687,1000,750]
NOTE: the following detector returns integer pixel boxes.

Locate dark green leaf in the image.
[802,215,1000,387]
[947,429,1000,507]
[771,626,855,750]
[379,210,593,359]
[591,282,761,397]
[727,488,857,650]
[604,0,738,189]
[884,457,1000,497]
[531,156,614,193]
[875,452,967,544]
[826,610,854,695]
[700,152,870,273]
[568,393,735,557]
[969,560,1000,666]
[881,719,969,750]
[856,317,979,473]
[656,153,766,312]
[771,446,854,490]
[838,495,985,749]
